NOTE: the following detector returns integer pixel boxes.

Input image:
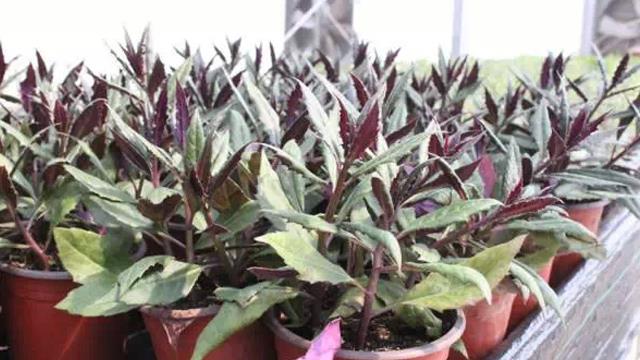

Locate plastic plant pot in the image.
[0,265,129,360]
[266,309,465,360]
[550,200,608,287]
[141,305,276,360]
[507,258,553,332]
[449,286,516,360]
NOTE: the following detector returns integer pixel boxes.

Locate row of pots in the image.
[0,200,606,360]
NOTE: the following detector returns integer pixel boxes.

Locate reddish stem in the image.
[356,245,384,349]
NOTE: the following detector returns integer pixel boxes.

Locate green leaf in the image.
[215,282,272,307]
[116,256,173,290]
[226,110,252,152]
[56,279,138,316]
[256,230,355,286]
[296,80,343,161]
[529,103,551,160]
[85,196,153,229]
[192,284,297,360]
[412,244,441,263]
[185,110,205,169]
[43,181,83,226]
[519,232,560,270]
[119,259,202,306]
[399,236,524,311]
[395,303,443,338]
[245,79,280,143]
[504,216,596,242]
[402,199,502,235]
[64,165,133,203]
[110,111,176,171]
[353,132,430,177]
[509,262,545,308]
[167,56,193,105]
[407,262,492,305]
[261,143,326,185]
[256,153,294,212]
[54,227,133,284]
[342,222,402,271]
[499,139,521,200]
[194,200,261,248]
[264,210,338,234]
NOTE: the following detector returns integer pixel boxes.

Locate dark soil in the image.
[290,310,456,353]
[168,281,217,310]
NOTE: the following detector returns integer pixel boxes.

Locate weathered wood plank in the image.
[489,207,640,360]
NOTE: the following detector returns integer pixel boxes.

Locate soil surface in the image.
[290,310,455,352]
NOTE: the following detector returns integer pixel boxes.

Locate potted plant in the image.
[240,64,566,360]
[51,33,303,360]
[0,48,138,359]
[491,53,640,285]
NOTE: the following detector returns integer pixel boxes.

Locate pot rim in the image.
[0,264,72,280]
[563,198,610,210]
[0,240,147,281]
[140,304,220,321]
[265,309,465,360]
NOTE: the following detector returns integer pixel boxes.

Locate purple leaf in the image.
[213,71,244,109]
[478,156,497,197]
[0,166,17,209]
[493,196,560,222]
[297,319,342,360]
[428,135,444,157]
[0,44,6,85]
[20,65,36,112]
[147,58,166,97]
[484,89,498,124]
[175,84,190,148]
[285,83,303,126]
[53,100,69,133]
[316,51,337,82]
[35,51,51,82]
[254,45,263,75]
[70,98,108,138]
[282,116,310,146]
[611,53,629,89]
[350,74,369,108]
[540,55,552,88]
[153,87,168,145]
[354,42,368,68]
[552,54,564,87]
[567,109,588,146]
[384,68,397,101]
[431,66,446,95]
[31,101,51,132]
[348,100,380,161]
[385,115,417,145]
[338,100,352,152]
[372,177,394,223]
[113,131,152,175]
[504,88,521,119]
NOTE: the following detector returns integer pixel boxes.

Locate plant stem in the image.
[356,244,384,350]
[183,200,195,263]
[7,205,49,270]
[319,161,351,254]
[202,204,237,285]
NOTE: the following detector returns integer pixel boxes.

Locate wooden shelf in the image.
[490,207,640,359]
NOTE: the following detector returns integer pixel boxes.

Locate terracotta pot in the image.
[507,259,553,332]
[266,309,465,360]
[0,265,129,360]
[550,200,608,287]
[141,305,276,360]
[449,286,516,360]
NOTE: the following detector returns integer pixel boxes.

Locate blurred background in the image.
[1,0,638,75]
